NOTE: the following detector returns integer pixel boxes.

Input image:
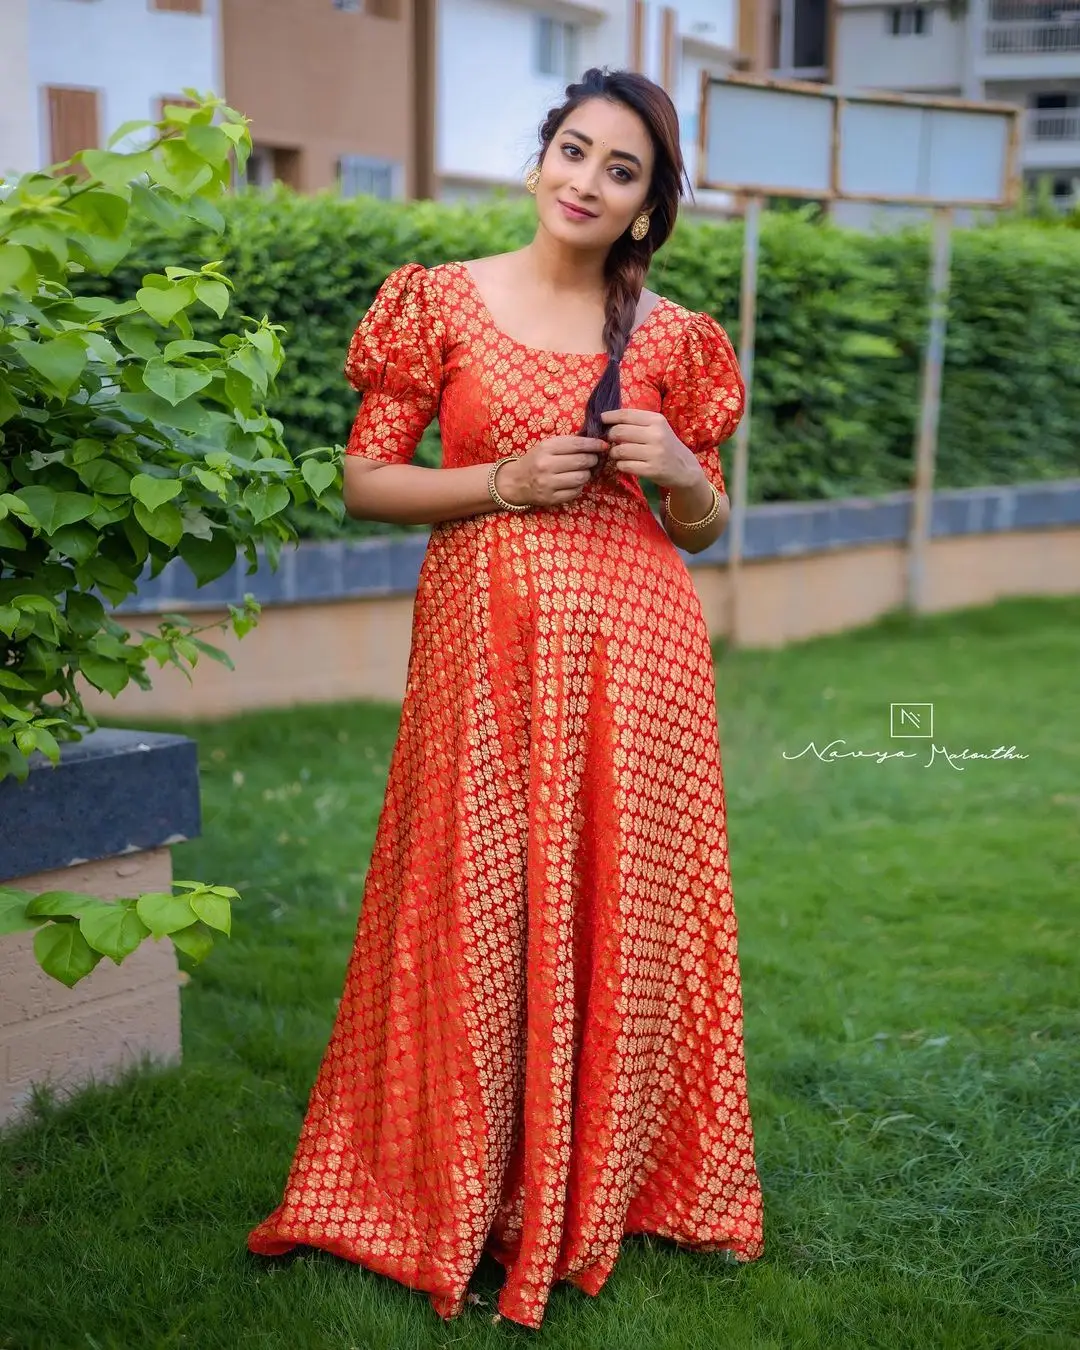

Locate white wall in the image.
[438,0,736,214]
[0,0,34,180]
[677,0,736,52]
[438,0,614,186]
[27,0,219,171]
[834,3,966,92]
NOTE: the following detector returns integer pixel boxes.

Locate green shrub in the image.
[98,189,1080,537]
[0,97,339,984]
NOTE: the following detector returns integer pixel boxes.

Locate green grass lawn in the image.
[2,596,1077,1350]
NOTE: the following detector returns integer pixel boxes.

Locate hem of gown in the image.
[248,1213,764,1332]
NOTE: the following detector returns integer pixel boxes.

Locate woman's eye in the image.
[561,145,632,181]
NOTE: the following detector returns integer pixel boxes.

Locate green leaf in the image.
[192,467,228,498]
[136,282,194,327]
[185,123,231,165]
[190,636,234,670]
[130,181,182,228]
[178,531,236,585]
[0,890,40,936]
[16,487,96,535]
[80,654,130,696]
[25,891,109,919]
[133,500,184,547]
[70,189,129,237]
[0,380,20,427]
[0,605,19,637]
[50,523,98,562]
[116,390,210,433]
[141,357,213,406]
[80,147,156,186]
[181,194,224,232]
[170,921,214,963]
[107,117,155,148]
[30,725,60,764]
[163,340,220,360]
[80,903,151,962]
[135,891,197,938]
[0,670,33,690]
[34,922,104,988]
[194,278,229,318]
[130,474,183,512]
[0,517,26,550]
[85,555,136,605]
[190,889,232,936]
[77,459,132,495]
[66,592,106,636]
[16,335,88,398]
[115,320,161,360]
[301,460,338,498]
[70,229,131,273]
[0,243,34,291]
[242,482,290,524]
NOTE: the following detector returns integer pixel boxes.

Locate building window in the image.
[1032,92,1078,110]
[245,144,302,190]
[45,85,100,166]
[338,155,396,199]
[536,16,580,79]
[151,0,203,11]
[332,0,362,10]
[887,5,930,35]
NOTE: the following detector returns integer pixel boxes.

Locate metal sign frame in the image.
[695,72,1023,209]
[690,73,1022,628]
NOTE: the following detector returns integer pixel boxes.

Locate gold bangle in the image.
[488,455,531,513]
[664,481,721,530]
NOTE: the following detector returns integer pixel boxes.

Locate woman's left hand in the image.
[599,408,702,491]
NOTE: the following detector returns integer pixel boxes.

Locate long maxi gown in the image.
[247,260,766,1329]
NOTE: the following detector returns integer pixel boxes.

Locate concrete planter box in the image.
[0,729,200,1128]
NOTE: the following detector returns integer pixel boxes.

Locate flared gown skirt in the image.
[247,487,765,1329]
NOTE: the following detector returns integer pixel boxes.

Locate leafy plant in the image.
[0,93,341,984]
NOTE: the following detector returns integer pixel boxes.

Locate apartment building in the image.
[435,0,741,217]
[221,0,426,196]
[1,0,742,219]
[0,0,220,179]
[755,0,1080,211]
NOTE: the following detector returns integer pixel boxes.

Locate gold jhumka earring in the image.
[630,213,650,240]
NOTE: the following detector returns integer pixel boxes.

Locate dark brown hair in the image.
[529,66,691,440]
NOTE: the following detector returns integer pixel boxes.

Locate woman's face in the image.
[535,97,655,247]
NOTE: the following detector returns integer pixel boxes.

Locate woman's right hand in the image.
[494,436,609,509]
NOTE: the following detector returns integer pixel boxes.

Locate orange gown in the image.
[247,260,765,1329]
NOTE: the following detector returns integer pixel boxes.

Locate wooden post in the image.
[907,205,953,613]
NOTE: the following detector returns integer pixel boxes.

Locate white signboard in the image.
[697,75,1020,208]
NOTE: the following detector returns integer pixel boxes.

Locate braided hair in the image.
[529,66,691,440]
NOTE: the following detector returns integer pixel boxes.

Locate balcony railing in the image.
[985,21,1080,53]
[989,0,1079,17]
[1029,109,1080,138]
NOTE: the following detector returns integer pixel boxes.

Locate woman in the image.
[248,66,765,1329]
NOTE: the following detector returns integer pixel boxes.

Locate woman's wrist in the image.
[664,466,713,522]
[493,458,530,508]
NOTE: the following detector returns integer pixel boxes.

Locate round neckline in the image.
[454,260,667,360]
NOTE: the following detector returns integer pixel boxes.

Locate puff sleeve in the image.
[343,262,445,465]
[659,310,744,500]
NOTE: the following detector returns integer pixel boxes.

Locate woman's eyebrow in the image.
[561,128,642,170]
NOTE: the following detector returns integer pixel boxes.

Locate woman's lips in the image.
[558,200,597,220]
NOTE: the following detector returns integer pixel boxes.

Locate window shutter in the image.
[46,86,101,166]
